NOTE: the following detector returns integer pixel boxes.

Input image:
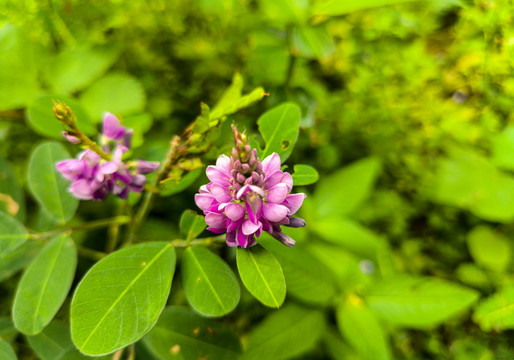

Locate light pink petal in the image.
[282,172,293,188]
[205,213,227,229]
[206,166,230,185]
[216,154,232,174]
[103,112,125,140]
[284,193,306,215]
[100,161,118,174]
[262,153,281,176]
[263,170,284,190]
[69,179,94,200]
[211,183,232,203]
[267,183,289,204]
[242,219,262,236]
[195,193,215,211]
[225,202,245,221]
[262,203,289,222]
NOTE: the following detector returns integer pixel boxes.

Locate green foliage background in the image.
[1,0,514,359]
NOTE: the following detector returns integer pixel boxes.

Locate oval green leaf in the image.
[143,307,242,360]
[364,276,479,328]
[179,210,206,241]
[291,164,319,186]
[13,235,77,335]
[0,211,28,259]
[0,338,16,360]
[473,285,514,331]
[27,142,79,224]
[337,296,391,360]
[27,95,95,138]
[0,242,41,283]
[80,73,146,121]
[467,226,511,272]
[245,304,326,360]
[257,102,301,162]
[0,155,25,222]
[236,245,285,308]
[71,242,176,356]
[181,246,240,317]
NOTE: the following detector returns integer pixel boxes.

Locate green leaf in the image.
[0,242,41,283]
[210,73,244,120]
[245,304,326,360]
[71,242,176,356]
[80,73,146,121]
[0,317,15,338]
[27,95,95,138]
[432,151,514,223]
[27,142,79,224]
[13,235,77,335]
[259,233,337,305]
[492,126,514,171]
[314,157,381,218]
[143,307,242,360]
[337,295,391,360]
[258,0,309,24]
[257,103,301,162]
[123,113,153,148]
[291,164,319,186]
[181,246,240,317]
[0,338,16,360]
[473,285,514,331]
[0,211,28,259]
[46,44,121,94]
[179,210,206,241]
[364,276,479,328]
[27,320,109,360]
[311,0,463,16]
[160,168,203,197]
[310,216,383,258]
[467,226,510,272]
[236,245,286,308]
[291,25,335,60]
[0,155,25,222]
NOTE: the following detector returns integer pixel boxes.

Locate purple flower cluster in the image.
[195,127,306,248]
[56,113,159,201]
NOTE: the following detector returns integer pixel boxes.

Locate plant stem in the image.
[30,216,131,240]
[106,202,127,253]
[77,246,106,261]
[125,136,181,246]
[171,236,225,248]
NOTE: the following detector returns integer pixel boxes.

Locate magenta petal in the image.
[226,232,237,247]
[267,183,289,204]
[245,195,263,223]
[236,229,249,248]
[211,183,232,203]
[227,218,243,232]
[101,161,118,174]
[242,219,262,235]
[205,212,227,229]
[206,166,230,185]
[195,194,215,211]
[103,112,125,140]
[282,172,293,188]
[207,227,226,234]
[262,153,281,175]
[69,179,94,200]
[225,202,245,221]
[137,160,159,174]
[262,203,289,222]
[284,193,306,215]
[216,154,232,174]
[263,170,284,190]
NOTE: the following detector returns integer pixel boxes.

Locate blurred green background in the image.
[2,0,514,359]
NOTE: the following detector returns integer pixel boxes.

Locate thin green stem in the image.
[106,202,127,253]
[171,236,225,248]
[77,246,106,261]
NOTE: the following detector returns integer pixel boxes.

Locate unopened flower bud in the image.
[62,131,80,144]
[53,101,76,126]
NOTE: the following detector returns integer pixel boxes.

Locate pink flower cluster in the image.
[56,113,159,201]
[195,128,306,248]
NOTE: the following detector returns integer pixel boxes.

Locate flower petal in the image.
[245,194,263,223]
[263,170,284,190]
[267,183,289,204]
[242,219,262,236]
[206,166,230,185]
[262,203,289,222]
[225,202,245,221]
[284,193,306,215]
[216,154,232,174]
[205,212,227,229]
[262,153,281,176]
[226,232,237,247]
[195,193,215,211]
[103,112,125,140]
[210,183,232,203]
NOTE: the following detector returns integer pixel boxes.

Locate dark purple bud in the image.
[285,217,306,228]
[271,231,296,247]
[137,160,160,174]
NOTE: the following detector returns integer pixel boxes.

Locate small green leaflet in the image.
[27,142,79,224]
[143,307,242,360]
[0,338,16,360]
[291,164,319,186]
[473,285,514,331]
[13,235,77,335]
[236,245,286,308]
[257,103,301,162]
[71,242,176,355]
[181,246,240,317]
[0,211,28,259]
[364,276,479,328]
[467,226,511,272]
[245,304,326,360]
[337,296,391,360]
[179,210,206,241]
[0,242,41,283]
